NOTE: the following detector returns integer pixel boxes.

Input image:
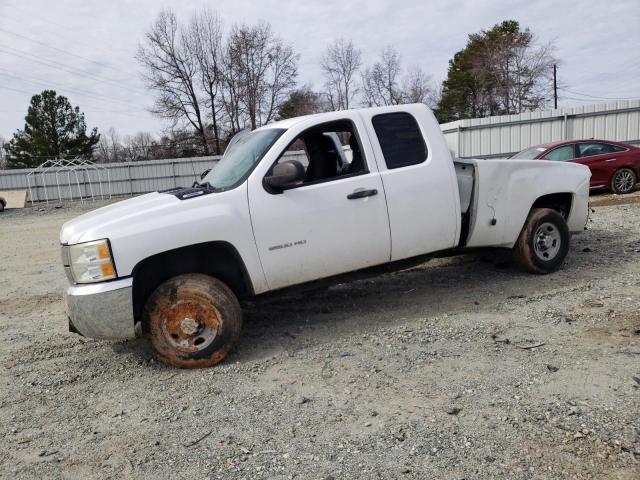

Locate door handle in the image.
[347,189,378,200]
[605,158,617,162]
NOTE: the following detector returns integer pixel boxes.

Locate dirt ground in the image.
[0,192,639,479]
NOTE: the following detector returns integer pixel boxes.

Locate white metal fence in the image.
[0,156,220,202]
[441,100,640,159]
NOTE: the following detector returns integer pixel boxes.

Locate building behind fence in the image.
[441,99,640,159]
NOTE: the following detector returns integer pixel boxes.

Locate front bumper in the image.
[64,277,136,339]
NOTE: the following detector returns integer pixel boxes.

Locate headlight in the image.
[67,239,117,284]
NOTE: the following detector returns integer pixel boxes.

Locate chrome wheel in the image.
[613,169,635,194]
[533,222,561,261]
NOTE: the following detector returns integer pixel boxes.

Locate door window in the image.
[543,145,575,161]
[371,112,428,169]
[269,120,367,188]
[577,143,616,158]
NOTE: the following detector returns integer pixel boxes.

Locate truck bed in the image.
[452,157,589,249]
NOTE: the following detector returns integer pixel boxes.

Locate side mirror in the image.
[264,160,305,192]
[200,169,211,180]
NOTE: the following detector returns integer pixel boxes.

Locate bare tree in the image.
[320,39,362,110]
[224,22,299,130]
[137,9,210,154]
[361,47,438,109]
[187,9,225,154]
[96,128,123,163]
[402,67,437,106]
[480,30,556,113]
[361,46,404,107]
[219,45,246,134]
[120,131,157,161]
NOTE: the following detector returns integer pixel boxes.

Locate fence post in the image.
[128,164,133,196]
[172,161,177,188]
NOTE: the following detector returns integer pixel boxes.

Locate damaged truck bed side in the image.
[60,103,591,368]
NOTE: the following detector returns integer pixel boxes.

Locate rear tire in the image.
[513,208,569,274]
[610,168,636,194]
[0,201,5,213]
[144,274,242,368]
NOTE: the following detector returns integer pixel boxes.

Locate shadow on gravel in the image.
[231,240,618,363]
[107,226,628,368]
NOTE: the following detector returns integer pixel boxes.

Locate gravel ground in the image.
[0,194,639,479]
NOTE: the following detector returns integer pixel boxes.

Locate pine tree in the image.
[4,90,100,168]
[435,21,556,123]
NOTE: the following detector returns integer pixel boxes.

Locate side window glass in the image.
[271,121,367,187]
[543,145,575,161]
[578,143,613,157]
[372,112,428,169]
[611,145,626,153]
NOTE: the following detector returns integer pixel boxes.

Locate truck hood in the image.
[60,192,183,244]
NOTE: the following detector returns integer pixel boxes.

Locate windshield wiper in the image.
[192,180,215,190]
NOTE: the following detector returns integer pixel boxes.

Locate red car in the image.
[511,139,640,194]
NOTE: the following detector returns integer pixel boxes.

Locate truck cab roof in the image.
[256,103,430,132]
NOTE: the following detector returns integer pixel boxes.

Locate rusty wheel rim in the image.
[160,299,221,353]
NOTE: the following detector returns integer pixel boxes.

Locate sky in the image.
[0,0,638,140]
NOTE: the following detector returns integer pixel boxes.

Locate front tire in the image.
[513,208,569,274]
[144,274,242,368]
[610,168,636,194]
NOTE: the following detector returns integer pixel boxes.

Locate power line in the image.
[567,65,640,78]
[558,88,639,101]
[0,69,149,110]
[0,70,144,108]
[560,96,603,102]
[1,6,135,59]
[0,47,148,96]
[0,85,36,96]
[559,95,636,104]
[0,27,129,76]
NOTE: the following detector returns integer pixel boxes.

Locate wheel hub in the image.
[160,300,221,353]
[615,171,634,193]
[180,317,200,335]
[533,222,561,261]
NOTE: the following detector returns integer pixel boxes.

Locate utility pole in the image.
[553,64,558,109]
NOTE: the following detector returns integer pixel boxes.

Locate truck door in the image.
[247,118,391,290]
[360,107,459,260]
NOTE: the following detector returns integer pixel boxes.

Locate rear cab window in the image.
[371,112,428,169]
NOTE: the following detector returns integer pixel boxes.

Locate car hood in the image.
[60,191,189,245]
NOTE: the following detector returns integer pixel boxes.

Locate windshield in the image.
[510,145,549,159]
[202,128,285,190]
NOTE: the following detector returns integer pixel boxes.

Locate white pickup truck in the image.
[61,104,591,368]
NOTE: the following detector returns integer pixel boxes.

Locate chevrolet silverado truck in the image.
[60,104,591,368]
